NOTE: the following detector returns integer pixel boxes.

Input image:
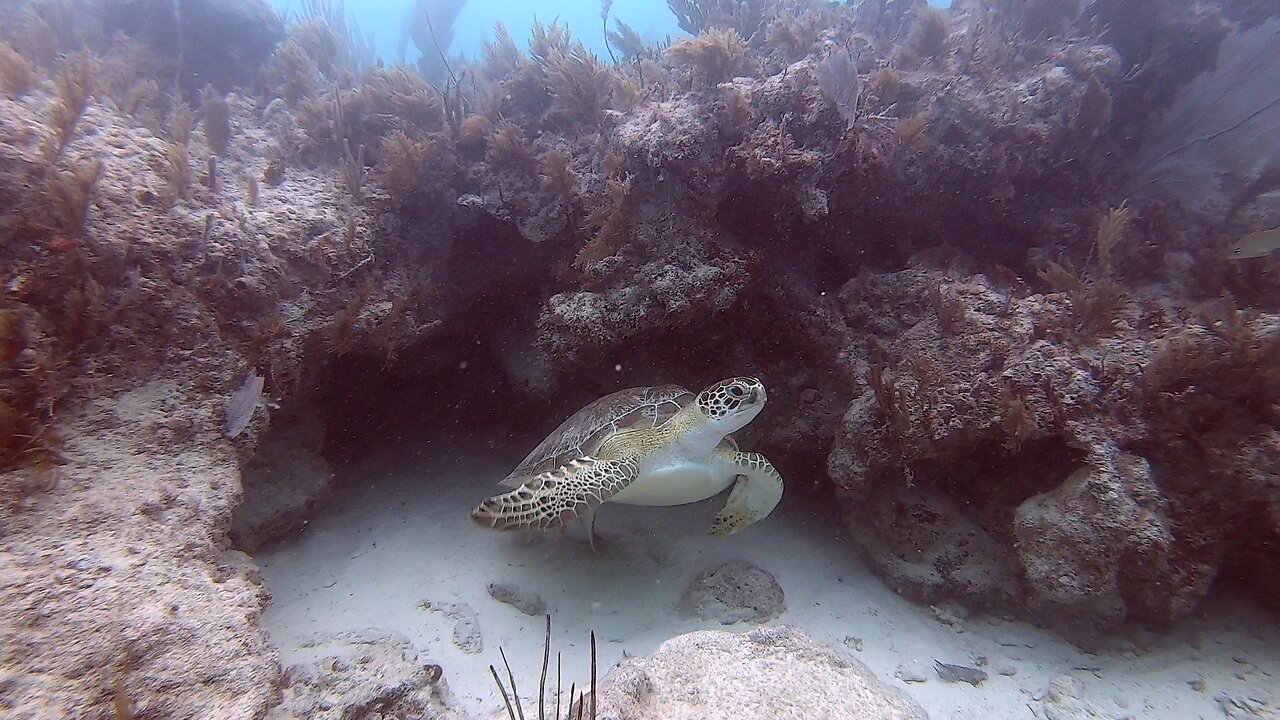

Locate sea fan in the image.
[225,373,264,438]
[815,50,859,128]
[1131,18,1280,215]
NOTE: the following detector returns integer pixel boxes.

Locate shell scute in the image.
[499,384,692,487]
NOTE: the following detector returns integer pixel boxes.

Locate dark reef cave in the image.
[314,281,846,531]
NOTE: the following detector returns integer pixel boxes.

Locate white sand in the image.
[258,435,1278,719]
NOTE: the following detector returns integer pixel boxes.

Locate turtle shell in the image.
[499,384,693,487]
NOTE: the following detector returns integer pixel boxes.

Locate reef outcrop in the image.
[1,0,1277,715]
[827,269,1278,644]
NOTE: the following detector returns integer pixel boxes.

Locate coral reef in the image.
[827,269,1277,643]
[1,0,1278,714]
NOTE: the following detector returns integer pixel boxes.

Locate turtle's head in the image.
[695,377,767,432]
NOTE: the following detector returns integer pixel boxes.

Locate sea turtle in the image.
[470,377,784,551]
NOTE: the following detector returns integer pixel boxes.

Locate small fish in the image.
[1228,227,1280,260]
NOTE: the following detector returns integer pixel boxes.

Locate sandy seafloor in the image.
[259,431,1278,719]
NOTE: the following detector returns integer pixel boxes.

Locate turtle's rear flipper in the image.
[471,456,639,535]
[579,505,601,554]
[710,451,784,536]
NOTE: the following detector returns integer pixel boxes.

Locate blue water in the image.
[270,0,684,68]
[270,0,956,70]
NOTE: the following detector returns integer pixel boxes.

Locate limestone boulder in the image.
[594,625,928,720]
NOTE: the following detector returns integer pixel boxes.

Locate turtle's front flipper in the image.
[709,451,784,536]
[471,456,639,535]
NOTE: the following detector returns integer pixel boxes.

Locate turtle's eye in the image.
[728,385,745,397]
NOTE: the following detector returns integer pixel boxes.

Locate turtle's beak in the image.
[749,386,765,405]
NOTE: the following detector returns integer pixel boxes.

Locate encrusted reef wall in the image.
[827,270,1278,643]
[1,0,1278,716]
[0,3,457,713]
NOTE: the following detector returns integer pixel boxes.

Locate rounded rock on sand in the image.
[680,559,785,624]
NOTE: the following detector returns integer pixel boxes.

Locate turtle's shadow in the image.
[480,501,727,620]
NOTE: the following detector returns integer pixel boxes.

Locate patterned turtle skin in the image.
[471,378,785,551]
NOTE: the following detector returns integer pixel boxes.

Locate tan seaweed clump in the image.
[543,43,615,126]
[1036,202,1134,341]
[362,66,445,131]
[0,40,34,95]
[480,21,525,81]
[0,306,64,475]
[529,18,572,63]
[273,40,319,104]
[457,114,494,156]
[666,28,750,86]
[542,150,578,206]
[201,89,233,156]
[157,141,191,209]
[45,157,103,236]
[41,50,94,161]
[1071,74,1113,140]
[486,121,538,174]
[902,7,950,66]
[575,177,632,272]
[380,130,457,210]
[1143,294,1280,441]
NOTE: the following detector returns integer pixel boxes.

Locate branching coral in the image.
[1069,278,1130,338]
[0,305,66,472]
[342,138,365,200]
[169,101,196,146]
[289,17,344,80]
[456,114,493,156]
[1037,261,1131,340]
[1035,202,1133,340]
[487,615,598,720]
[929,283,966,335]
[997,387,1038,452]
[764,11,825,65]
[371,290,417,367]
[865,357,917,441]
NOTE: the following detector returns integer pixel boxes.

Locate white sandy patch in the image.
[258,437,1278,719]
